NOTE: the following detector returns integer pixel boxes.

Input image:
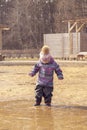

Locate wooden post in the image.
[0,30,2,51]
[0,26,9,53]
[69,33,73,55]
[68,21,70,33]
[75,23,85,54]
[68,21,73,55]
[76,23,78,54]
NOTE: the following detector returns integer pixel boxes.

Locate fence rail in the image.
[1,49,39,58]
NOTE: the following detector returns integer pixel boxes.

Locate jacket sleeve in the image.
[29,62,40,77]
[54,62,64,79]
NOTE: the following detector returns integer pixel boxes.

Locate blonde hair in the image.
[41,45,50,55]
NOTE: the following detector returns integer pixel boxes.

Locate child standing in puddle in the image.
[29,45,64,106]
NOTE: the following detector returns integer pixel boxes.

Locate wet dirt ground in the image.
[0,63,87,130]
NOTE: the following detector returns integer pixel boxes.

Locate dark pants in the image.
[35,85,53,104]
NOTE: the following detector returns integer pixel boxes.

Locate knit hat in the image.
[40,45,51,63]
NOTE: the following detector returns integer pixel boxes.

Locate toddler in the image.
[29,45,64,106]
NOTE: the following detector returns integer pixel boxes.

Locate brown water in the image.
[0,65,87,130]
[0,100,87,130]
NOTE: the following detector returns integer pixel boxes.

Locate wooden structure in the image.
[44,32,87,58]
[44,18,87,59]
[44,33,79,58]
[0,24,9,60]
[0,24,9,51]
[62,18,87,55]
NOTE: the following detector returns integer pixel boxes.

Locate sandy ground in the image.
[0,61,87,106]
[0,61,87,130]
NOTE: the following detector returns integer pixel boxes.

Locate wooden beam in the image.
[0,30,2,50]
[0,24,10,31]
[62,18,87,23]
[68,21,70,33]
[0,27,10,30]
[2,27,10,31]
[69,22,77,32]
[76,23,85,32]
[69,33,73,55]
[0,25,10,52]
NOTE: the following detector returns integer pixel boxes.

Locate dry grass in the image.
[0,64,87,106]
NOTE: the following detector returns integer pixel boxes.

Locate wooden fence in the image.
[1,49,39,58]
[44,32,87,59]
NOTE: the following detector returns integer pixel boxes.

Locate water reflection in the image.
[33,107,54,130]
[0,101,87,130]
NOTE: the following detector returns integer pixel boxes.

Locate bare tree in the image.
[1,0,87,49]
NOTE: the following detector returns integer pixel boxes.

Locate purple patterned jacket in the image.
[29,58,64,87]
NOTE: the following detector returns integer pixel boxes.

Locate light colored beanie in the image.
[40,45,51,63]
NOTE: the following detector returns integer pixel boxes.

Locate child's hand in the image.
[28,72,33,77]
[58,77,64,80]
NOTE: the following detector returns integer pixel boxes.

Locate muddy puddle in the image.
[0,65,87,130]
[0,100,87,130]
